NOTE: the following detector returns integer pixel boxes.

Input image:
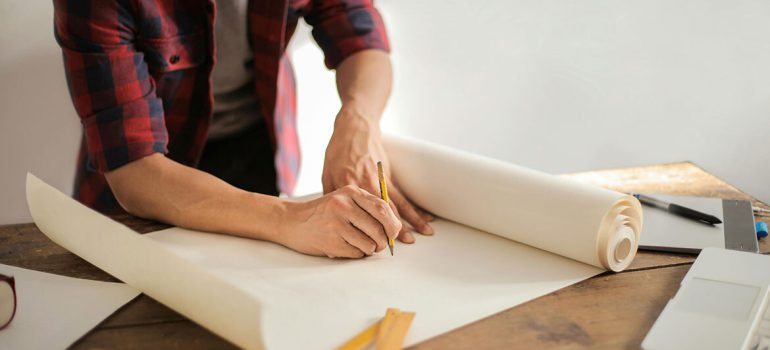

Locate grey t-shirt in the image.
[209,0,261,140]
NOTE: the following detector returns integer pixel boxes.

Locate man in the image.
[53,0,433,259]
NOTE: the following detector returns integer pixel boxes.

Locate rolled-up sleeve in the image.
[54,0,168,172]
[305,0,391,69]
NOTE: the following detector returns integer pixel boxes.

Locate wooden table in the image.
[1,162,768,349]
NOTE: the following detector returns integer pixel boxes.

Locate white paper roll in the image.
[383,134,643,271]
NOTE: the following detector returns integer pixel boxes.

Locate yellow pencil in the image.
[377,161,394,256]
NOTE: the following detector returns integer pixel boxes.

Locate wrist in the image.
[272,199,297,246]
[243,192,290,244]
[335,102,380,134]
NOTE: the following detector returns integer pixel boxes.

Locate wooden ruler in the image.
[337,308,416,350]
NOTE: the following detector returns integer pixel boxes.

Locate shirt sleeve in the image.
[53,0,168,172]
[304,0,391,69]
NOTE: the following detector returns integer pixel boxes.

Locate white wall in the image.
[396,0,770,201]
[0,2,80,224]
[2,1,769,224]
[294,0,770,203]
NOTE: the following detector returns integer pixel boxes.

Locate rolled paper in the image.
[383,134,643,272]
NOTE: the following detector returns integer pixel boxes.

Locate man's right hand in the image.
[278,185,402,258]
[106,154,400,259]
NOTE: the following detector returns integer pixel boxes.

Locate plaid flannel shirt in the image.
[53,0,390,213]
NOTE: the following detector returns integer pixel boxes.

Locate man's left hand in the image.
[322,106,434,244]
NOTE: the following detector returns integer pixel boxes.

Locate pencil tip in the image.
[389,245,394,256]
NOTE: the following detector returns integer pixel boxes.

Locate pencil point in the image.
[389,244,394,256]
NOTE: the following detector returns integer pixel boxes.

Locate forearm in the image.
[105,154,286,242]
[335,49,392,125]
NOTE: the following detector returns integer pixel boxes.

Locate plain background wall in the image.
[294,0,770,204]
[0,2,81,224]
[1,0,769,224]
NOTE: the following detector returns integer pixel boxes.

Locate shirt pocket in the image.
[138,31,206,73]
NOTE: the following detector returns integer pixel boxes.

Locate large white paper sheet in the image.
[146,220,601,349]
[0,264,139,350]
[25,135,645,349]
[26,175,265,350]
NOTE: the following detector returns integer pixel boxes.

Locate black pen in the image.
[632,193,723,225]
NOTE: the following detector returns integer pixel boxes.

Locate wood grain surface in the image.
[0,162,767,349]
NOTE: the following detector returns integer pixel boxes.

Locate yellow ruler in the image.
[337,308,416,350]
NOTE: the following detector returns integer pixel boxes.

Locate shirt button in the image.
[169,55,180,64]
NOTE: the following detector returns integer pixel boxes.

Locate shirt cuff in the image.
[311,7,391,69]
[81,97,169,172]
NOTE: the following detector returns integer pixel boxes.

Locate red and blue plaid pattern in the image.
[54,0,390,213]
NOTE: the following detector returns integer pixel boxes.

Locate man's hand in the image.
[278,185,401,258]
[105,154,400,259]
[322,107,434,244]
[325,49,434,243]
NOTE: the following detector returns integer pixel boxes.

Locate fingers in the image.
[346,206,389,252]
[348,187,402,241]
[414,206,435,223]
[389,188,433,235]
[398,230,415,244]
[318,184,431,259]
[384,200,414,244]
[330,236,367,259]
[340,228,377,256]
